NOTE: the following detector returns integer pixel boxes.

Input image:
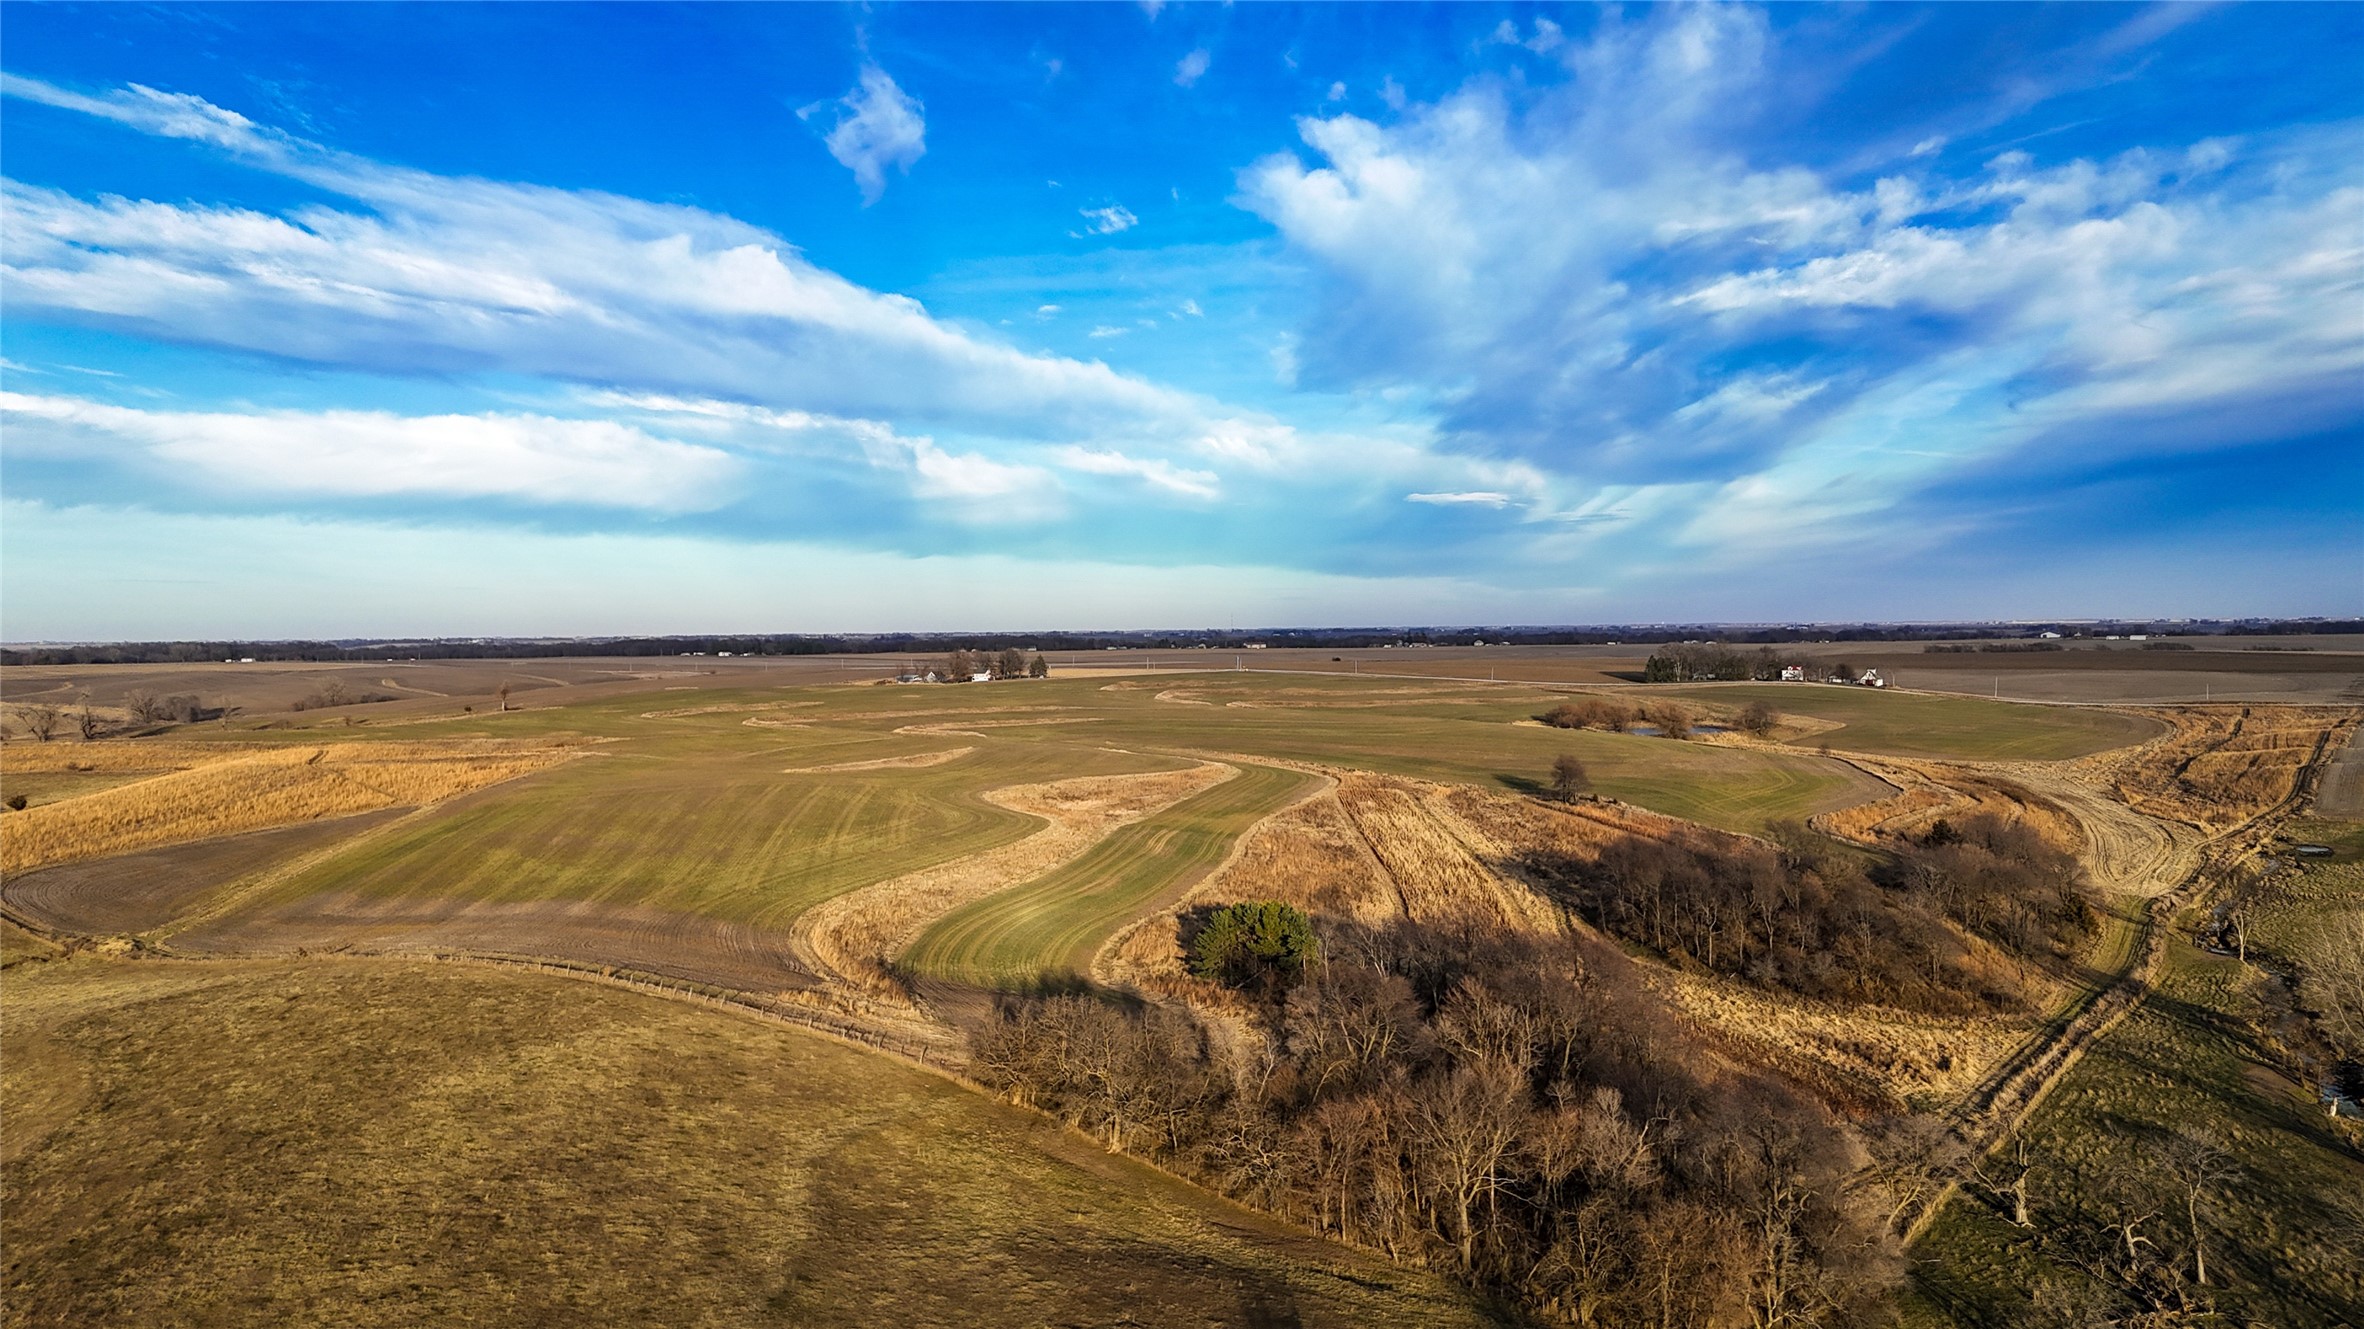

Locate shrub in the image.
[1189,901,1321,990]
[4,794,27,811]
[1539,698,1635,732]
[1549,754,1591,801]
[1735,701,1777,737]
[1645,704,1692,740]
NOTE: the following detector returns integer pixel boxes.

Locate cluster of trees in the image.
[937,648,1048,681]
[124,692,219,724]
[1643,643,1806,683]
[974,920,1900,1325]
[1923,642,2067,654]
[1538,698,1703,739]
[1188,901,1321,991]
[288,682,396,712]
[1539,698,1782,739]
[1519,816,2091,1016]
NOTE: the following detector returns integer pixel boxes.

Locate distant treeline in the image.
[6,618,2356,667]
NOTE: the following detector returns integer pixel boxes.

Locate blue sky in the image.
[2,2,2358,638]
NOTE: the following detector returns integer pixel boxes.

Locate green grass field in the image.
[1652,683,2162,760]
[1904,817,2364,1328]
[1,956,1489,1328]
[902,762,1320,987]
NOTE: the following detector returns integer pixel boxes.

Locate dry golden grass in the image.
[2105,705,2360,829]
[1656,969,2031,1112]
[1199,788,1404,923]
[1107,771,1578,1005]
[1334,774,1563,933]
[1812,759,2083,853]
[793,762,1233,997]
[0,741,577,876]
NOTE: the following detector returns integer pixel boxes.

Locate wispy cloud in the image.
[1406,490,1512,507]
[2,391,740,511]
[1056,445,1220,499]
[1175,49,1211,88]
[0,79,1214,448]
[1075,203,1138,235]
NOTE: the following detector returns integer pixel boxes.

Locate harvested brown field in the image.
[793,762,1233,995]
[1,810,410,936]
[2,957,1486,1328]
[0,741,580,876]
[780,745,975,774]
[174,891,825,998]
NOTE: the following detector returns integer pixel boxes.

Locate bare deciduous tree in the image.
[2301,912,2364,1067]
[21,704,62,743]
[2163,1129,2235,1287]
[1549,753,1591,802]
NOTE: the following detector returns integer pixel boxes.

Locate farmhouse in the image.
[1780,665,1808,682]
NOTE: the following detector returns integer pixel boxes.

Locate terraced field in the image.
[902,762,1320,988]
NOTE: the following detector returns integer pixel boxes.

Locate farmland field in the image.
[1654,682,2165,760]
[7,653,2352,1328]
[903,761,1319,987]
[1,956,1488,1329]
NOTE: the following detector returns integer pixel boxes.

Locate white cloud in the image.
[1326,81,1347,102]
[1909,135,1944,158]
[1076,203,1138,235]
[0,83,1215,447]
[1238,2,2364,561]
[1406,490,1512,507]
[802,65,926,205]
[1379,77,1406,111]
[1088,325,1128,339]
[1055,446,1220,499]
[1177,298,1203,317]
[1,391,739,511]
[1175,49,1211,88]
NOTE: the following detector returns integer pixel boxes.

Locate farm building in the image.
[1779,665,1808,682]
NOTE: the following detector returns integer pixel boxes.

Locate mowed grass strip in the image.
[1653,683,2161,761]
[904,763,1319,987]
[1,957,1488,1329]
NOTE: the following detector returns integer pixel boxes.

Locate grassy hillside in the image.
[1904,818,2364,1327]
[1,957,1490,1329]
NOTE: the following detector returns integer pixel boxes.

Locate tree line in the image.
[974,916,1903,1326]
[1516,814,2091,1017]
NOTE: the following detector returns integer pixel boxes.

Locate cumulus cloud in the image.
[803,65,926,205]
[1239,5,2364,558]
[1,391,739,511]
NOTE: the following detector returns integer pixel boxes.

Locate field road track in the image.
[1894,724,2347,1245]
